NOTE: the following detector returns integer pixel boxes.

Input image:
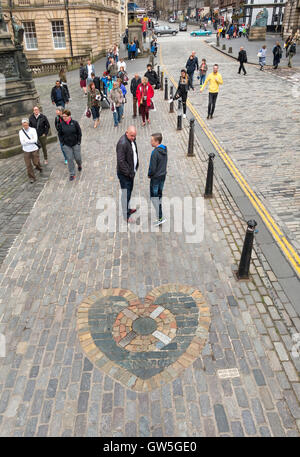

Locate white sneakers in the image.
[183,114,186,119]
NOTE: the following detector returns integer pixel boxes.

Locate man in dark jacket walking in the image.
[148,132,167,226]
[51,80,69,107]
[186,51,199,90]
[272,41,282,69]
[116,126,139,222]
[237,47,247,75]
[144,64,158,88]
[58,109,82,181]
[130,74,141,118]
[29,106,50,164]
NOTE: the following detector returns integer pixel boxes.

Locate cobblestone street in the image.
[0,33,299,437]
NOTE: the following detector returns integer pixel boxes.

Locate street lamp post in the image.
[64,0,74,59]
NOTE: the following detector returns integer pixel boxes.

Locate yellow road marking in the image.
[160,49,300,275]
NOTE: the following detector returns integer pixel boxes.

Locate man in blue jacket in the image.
[148,133,168,226]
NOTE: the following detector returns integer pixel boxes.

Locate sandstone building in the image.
[2,0,128,70]
[282,0,300,38]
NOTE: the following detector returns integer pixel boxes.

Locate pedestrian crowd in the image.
[19,26,298,191]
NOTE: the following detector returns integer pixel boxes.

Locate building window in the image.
[23,21,38,50]
[51,20,66,49]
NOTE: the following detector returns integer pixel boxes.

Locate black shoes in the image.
[78,165,82,172]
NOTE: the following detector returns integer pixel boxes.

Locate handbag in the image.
[86,108,91,118]
[101,96,110,109]
[149,100,154,110]
[257,52,263,58]
[137,48,141,54]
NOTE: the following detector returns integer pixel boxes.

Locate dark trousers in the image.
[174,90,187,114]
[140,103,149,122]
[133,96,138,116]
[208,92,218,116]
[238,62,246,74]
[56,100,65,108]
[118,172,134,220]
[150,176,165,220]
[38,135,48,160]
[91,105,100,120]
[187,71,194,89]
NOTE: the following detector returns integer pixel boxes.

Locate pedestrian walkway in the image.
[0,53,299,436]
[210,34,300,69]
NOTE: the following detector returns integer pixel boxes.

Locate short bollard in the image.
[187,118,195,156]
[164,77,168,100]
[177,99,182,130]
[216,36,220,47]
[169,86,174,113]
[160,71,164,91]
[157,65,160,79]
[204,153,215,198]
[236,220,258,280]
[228,46,232,53]
[222,44,226,50]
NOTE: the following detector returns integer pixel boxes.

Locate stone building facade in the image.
[282,0,300,38]
[2,0,127,68]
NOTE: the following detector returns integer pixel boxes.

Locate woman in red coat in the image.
[136,76,154,126]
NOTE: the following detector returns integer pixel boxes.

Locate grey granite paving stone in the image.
[214,404,230,434]
[0,47,300,437]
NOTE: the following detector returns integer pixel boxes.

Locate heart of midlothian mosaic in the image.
[77,284,211,391]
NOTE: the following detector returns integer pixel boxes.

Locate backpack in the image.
[289,43,296,54]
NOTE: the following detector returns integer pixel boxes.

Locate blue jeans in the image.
[150,176,165,220]
[56,100,65,108]
[118,172,134,220]
[200,74,206,85]
[113,105,123,126]
[60,141,67,161]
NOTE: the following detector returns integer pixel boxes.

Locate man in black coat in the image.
[51,80,69,107]
[130,74,141,117]
[237,47,247,75]
[144,64,158,88]
[29,106,50,164]
[116,126,139,222]
[185,51,199,90]
[58,109,82,181]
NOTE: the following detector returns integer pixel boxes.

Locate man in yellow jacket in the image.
[200,64,223,119]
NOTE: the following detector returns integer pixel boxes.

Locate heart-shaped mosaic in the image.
[77,284,210,391]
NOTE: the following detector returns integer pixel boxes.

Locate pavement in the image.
[0,32,299,437]
[209,33,300,69]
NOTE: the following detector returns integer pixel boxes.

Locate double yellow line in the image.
[160,51,300,275]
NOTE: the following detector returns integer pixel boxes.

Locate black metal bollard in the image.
[216,35,220,47]
[187,118,195,156]
[204,153,215,198]
[157,65,160,79]
[169,86,174,113]
[160,71,164,91]
[164,77,168,100]
[236,220,258,280]
[177,99,182,130]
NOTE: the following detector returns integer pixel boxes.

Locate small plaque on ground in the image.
[217,368,240,379]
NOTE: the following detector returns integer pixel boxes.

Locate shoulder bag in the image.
[22,128,41,149]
